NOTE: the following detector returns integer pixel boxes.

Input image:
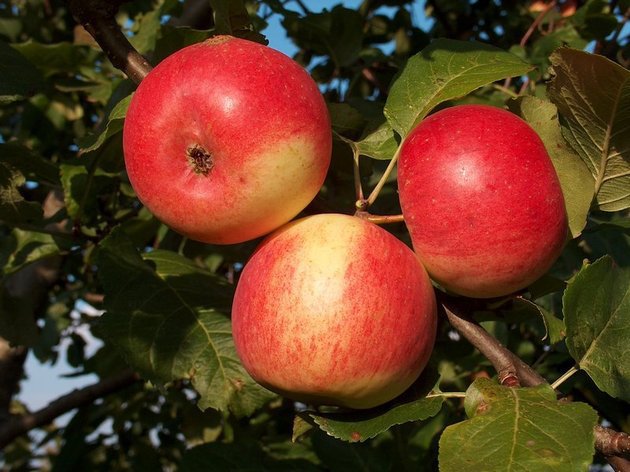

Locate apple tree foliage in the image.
[0,0,629,470]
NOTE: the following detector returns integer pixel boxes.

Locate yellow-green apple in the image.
[123,36,331,244]
[232,213,437,409]
[398,104,568,298]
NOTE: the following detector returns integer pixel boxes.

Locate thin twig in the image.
[0,369,139,449]
[520,1,557,48]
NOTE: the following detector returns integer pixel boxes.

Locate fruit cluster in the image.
[123,36,567,410]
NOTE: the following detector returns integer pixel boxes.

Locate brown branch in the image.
[608,456,630,472]
[596,426,630,459]
[0,369,139,450]
[439,294,546,388]
[66,0,152,84]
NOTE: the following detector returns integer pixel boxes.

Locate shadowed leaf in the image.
[564,256,630,401]
[97,227,275,415]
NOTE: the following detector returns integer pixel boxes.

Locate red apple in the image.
[398,105,567,298]
[123,36,331,244]
[232,213,437,409]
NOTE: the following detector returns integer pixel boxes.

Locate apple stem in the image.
[354,211,404,225]
[550,365,579,391]
[426,392,466,399]
[366,146,401,207]
[333,130,365,203]
[352,144,364,202]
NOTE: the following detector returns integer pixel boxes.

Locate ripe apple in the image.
[398,105,568,298]
[232,213,437,409]
[123,36,331,244]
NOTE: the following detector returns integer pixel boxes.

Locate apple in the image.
[232,213,437,409]
[398,104,568,298]
[123,36,332,244]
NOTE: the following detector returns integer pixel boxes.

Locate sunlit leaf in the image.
[509,97,594,238]
[439,378,598,472]
[0,228,59,277]
[384,39,531,137]
[0,160,42,225]
[548,48,630,212]
[355,121,398,160]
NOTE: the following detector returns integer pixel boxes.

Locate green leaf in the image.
[0,228,59,277]
[97,227,275,415]
[547,48,630,212]
[208,0,265,43]
[154,26,212,63]
[302,368,443,442]
[563,256,630,402]
[509,97,594,238]
[181,441,267,471]
[76,94,132,152]
[537,304,566,345]
[129,4,163,54]
[329,102,399,160]
[12,41,93,75]
[572,0,619,41]
[355,121,399,160]
[0,284,38,346]
[311,431,391,472]
[181,440,322,471]
[384,39,532,137]
[529,25,587,75]
[439,378,598,472]
[328,103,365,138]
[587,217,630,233]
[283,6,364,67]
[0,159,42,225]
[0,143,59,187]
[474,298,565,345]
[59,160,118,221]
[0,39,44,103]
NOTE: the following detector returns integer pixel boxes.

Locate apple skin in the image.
[232,213,437,409]
[398,105,568,298]
[123,36,331,244]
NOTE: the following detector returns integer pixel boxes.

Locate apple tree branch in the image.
[66,0,152,84]
[0,369,139,449]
